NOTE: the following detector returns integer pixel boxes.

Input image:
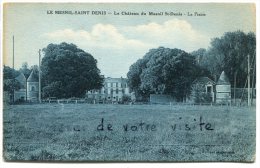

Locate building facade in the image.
[191,77,216,103]
[86,77,130,103]
[14,73,27,101]
[13,70,39,102]
[190,71,231,104]
[216,71,231,104]
[27,70,39,102]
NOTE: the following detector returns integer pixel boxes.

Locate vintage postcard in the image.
[2,3,256,162]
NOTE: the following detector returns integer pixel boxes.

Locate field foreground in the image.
[3,104,255,162]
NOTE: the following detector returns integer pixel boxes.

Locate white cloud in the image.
[43,24,154,77]
[123,19,209,51]
[43,19,209,52]
[42,19,210,77]
[43,24,152,50]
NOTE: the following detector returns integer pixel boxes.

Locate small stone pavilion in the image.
[216,71,231,104]
[13,70,39,102]
[27,70,39,102]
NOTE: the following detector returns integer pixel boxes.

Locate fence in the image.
[39,98,254,107]
[150,94,175,105]
[231,88,256,99]
[41,98,127,104]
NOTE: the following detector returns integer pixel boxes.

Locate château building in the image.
[86,77,130,103]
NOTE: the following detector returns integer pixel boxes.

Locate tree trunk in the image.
[26,79,27,101]
[233,71,237,105]
[251,57,256,105]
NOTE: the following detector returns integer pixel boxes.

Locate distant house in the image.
[86,77,131,103]
[149,77,217,104]
[12,70,39,102]
[191,77,216,103]
[216,71,231,104]
[191,71,231,104]
[14,73,27,102]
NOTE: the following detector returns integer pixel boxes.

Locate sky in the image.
[3,3,256,77]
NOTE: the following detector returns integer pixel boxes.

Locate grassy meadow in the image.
[3,104,255,162]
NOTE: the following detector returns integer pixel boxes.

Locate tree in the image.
[3,65,19,80]
[3,79,20,93]
[42,81,63,98]
[41,42,103,98]
[3,66,20,93]
[191,84,212,103]
[160,48,210,101]
[190,48,206,65]
[19,62,31,79]
[127,47,209,101]
[200,31,256,88]
[127,59,148,101]
[122,95,131,103]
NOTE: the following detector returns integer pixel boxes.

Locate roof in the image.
[217,71,230,85]
[15,73,26,88]
[192,77,215,85]
[27,70,39,82]
[105,77,127,83]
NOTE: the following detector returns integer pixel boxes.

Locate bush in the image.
[191,84,212,103]
[122,95,131,103]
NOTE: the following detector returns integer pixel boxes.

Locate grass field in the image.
[3,104,255,162]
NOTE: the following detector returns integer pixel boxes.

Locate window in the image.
[116,89,118,94]
[31,86,35,91]
[206,86,212,93]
